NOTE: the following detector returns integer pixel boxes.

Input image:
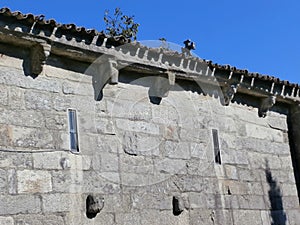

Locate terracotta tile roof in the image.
[0,7,94,34]
[206,62,298,87]
[0,7,129,44]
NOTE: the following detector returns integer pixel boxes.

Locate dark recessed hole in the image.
[172,196,183,216]
[227,186,232,195]
[149,96,162,105]
[86,195,104,219]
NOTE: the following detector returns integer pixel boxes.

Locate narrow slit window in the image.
[212,129,221,164]
[68,109,79,152]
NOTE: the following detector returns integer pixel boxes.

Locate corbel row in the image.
[93,62,277,118]
[221,83,277,118]
[55,54,172,103]
[90,56,176,104]
[27,41,278,118]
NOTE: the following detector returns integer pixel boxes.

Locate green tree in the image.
[104,7,140,41]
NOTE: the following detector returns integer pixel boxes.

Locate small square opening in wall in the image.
[212,129,221,164]
[68,109,79,153]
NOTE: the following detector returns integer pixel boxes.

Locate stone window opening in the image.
[212,129,221,164]
[68,109,79,153]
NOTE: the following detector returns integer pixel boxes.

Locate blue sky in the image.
[2,0,300,83]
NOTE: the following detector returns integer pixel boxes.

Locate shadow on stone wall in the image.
[265,159,287,225]
[287,111,300,204]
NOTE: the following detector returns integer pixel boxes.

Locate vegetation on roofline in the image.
[103,7,140,41]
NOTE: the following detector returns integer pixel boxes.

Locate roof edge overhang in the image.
[0,7,299,107]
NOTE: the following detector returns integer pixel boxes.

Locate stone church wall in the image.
[0,45,299,225]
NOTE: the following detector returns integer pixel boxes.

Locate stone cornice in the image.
[0,8,299,107]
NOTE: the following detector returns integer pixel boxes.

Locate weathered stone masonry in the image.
[0,8,299,225]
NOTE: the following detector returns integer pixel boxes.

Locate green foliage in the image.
[104,7,140,41]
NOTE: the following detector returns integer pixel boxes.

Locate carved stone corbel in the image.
[221,84,238,106]
[107,58,119,84]
[148,71,175,104]
[91,57,119,101]
[258,95,276,118]
[167,71,176,87]
[96,57,119,84]
[29,42,51,76]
